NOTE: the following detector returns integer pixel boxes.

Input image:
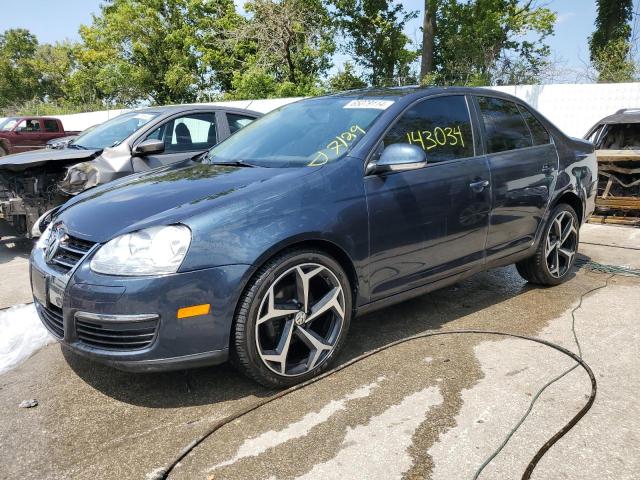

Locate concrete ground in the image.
[0,224,638,480]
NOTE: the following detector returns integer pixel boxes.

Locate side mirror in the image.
[133,139,165,156]
[366,143,427,175]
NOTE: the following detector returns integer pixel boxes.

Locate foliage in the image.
[224,0,335,99]
[0,29,41,109]
[327,62,367,91]
[77,0,244,105]
[429,0,556,86]
[330,0,419,86]
[590,0,633,54]
[224,65,325,100]
[589,0,635,83]
[591,38,637,83]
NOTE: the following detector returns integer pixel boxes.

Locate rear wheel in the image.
[0,146,6,157]
[232,249,352,388]
[516,203,579,286]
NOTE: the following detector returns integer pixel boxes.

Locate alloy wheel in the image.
[545,210,578,278]
[255,263,346,377]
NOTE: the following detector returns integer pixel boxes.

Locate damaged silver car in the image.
[0,105,260,236]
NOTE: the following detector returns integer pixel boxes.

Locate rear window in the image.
[517,105,550,145]
[477,96,533,153]
[227,113,256,134]
[44,119,60,132]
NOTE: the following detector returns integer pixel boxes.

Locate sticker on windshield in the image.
[343,99,394,110]
[133,113,155,121]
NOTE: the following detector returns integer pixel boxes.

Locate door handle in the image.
[469,180,489,192]
[542,164,555,174]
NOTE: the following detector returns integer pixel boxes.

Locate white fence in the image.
[491,83,640,137]
[55,83,640,138]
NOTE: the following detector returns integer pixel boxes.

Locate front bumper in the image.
[30,245,250,372]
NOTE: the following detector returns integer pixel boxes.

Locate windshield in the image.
[73,111,159,149]
[0,117,18,131]
[204,97,393,167]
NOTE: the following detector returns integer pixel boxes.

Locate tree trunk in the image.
[420,0,436,79]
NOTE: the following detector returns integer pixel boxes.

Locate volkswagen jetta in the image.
[30,88,596,387]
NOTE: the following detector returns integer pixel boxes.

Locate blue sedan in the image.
[30,87,597,387]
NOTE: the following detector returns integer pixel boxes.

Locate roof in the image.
[595,108,640,125]
[324,85,522,102]
[133,104,262,116]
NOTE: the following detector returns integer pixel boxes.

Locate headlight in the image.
[35,223,54,249]
[90,225,191,276]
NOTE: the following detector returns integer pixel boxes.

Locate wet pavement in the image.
[0,224,638,480]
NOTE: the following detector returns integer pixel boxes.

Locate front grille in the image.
[75,317,158,351]
[49,235,95,274]
[36,301,64,339]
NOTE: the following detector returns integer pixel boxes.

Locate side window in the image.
[44,119,60,132]
[517,105,550,145]
[227,113,256,134]
[18,119,41,132]
[146,113,217,153]
[477,96,532,153]
[382,95,474,164]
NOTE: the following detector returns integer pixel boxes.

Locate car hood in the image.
[0,147,99,171]
[57,161,317,242]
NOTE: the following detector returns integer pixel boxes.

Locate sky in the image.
[0,0,632,83]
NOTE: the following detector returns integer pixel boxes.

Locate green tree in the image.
[225,0,335,99]
[0,29,41,109]
[431,0,556,86]
[327,62,367,91]
[331,0,419,86]
[77,0,244,105]
[589,0,635,82]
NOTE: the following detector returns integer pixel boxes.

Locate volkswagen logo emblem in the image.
[294,311,307,326]
[45,225,67,263]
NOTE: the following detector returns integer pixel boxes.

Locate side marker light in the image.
[177,304,211,319]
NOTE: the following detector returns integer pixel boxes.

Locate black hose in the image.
[154,329,598,480]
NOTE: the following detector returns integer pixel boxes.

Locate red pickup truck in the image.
[0,116,80,156]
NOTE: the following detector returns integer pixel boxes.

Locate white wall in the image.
[53,83,640,138]
[54,98,302,132]
[491,83,640,137]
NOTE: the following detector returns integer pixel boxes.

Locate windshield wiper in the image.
[207,160,256,168]
[67,143,88,150]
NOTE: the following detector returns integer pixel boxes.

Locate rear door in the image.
[474,96,558,261]
[365,94,491,301]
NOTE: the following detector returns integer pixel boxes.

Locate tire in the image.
[0,146,6,157]
[232,249,352,388]
[516,203,580,286]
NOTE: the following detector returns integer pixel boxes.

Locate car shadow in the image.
[64,265,549,408]
[0,220,32,265]
[0,241,32,265]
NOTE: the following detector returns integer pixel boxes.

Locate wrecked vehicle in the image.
[585,108,640,225]
[0,105,260,236]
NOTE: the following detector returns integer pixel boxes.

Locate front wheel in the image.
[232,249,352,388]
[0,146,6,157]
[516,203,580,286]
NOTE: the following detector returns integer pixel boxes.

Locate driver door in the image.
[364,95,491,301]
